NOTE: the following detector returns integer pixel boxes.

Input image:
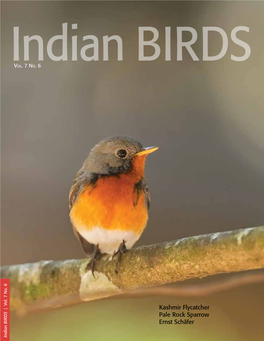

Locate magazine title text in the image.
[13,23,251,62]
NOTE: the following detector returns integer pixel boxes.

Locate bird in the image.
[69,136,158,274]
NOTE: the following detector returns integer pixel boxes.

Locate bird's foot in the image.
[113,240,127,274]
[86,244,101,278]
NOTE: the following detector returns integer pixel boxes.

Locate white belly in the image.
[79,226,139,254]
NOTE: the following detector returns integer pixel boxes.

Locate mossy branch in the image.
[1,226,264,314]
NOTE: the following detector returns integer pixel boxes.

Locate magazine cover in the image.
[1,1,264,340]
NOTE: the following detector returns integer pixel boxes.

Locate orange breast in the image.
[70,173,148,236]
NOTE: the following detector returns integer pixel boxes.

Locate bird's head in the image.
[83,136,158,177]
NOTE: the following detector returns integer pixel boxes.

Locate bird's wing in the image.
[69,169,98,256]
[69,168,96,210]
[142,178,151,210]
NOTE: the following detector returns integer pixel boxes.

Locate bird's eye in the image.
[116,149,127,158]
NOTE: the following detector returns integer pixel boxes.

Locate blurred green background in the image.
[10,284,264,341]
[2,1,264,340]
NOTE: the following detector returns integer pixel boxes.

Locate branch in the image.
[1,226,264,314]
[121,271,264,298]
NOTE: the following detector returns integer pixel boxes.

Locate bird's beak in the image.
[135,146,159,157]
